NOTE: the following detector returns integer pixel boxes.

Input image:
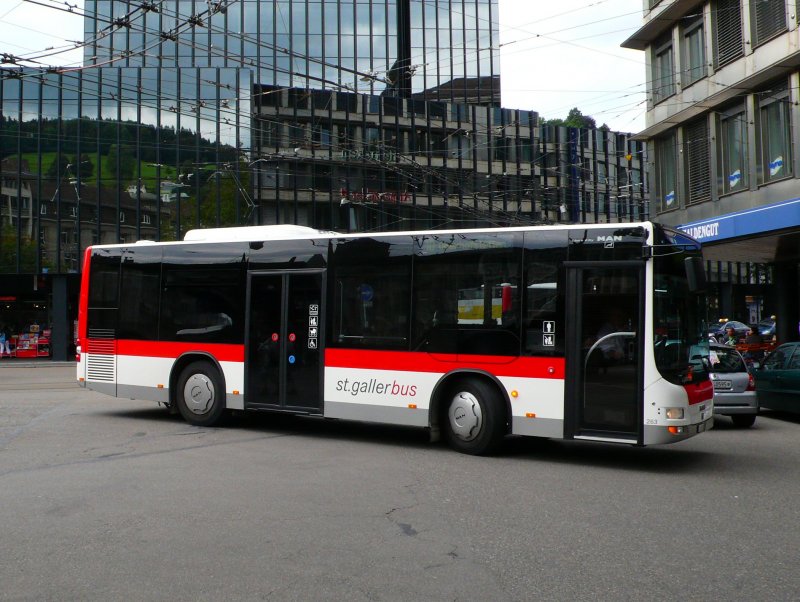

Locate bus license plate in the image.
[713,380,732,390]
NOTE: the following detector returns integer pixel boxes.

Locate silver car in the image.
[708,343,758,427]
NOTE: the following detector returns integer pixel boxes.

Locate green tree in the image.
[107,144,136,181]
[45,154,70,180]
[543,107,597,129]
[200,167,250,228]
[0,225,38,273]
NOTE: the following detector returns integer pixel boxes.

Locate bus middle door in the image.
[245,270,324,412]
[564,262,644,443]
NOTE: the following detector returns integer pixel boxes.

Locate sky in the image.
[0,0,647,133]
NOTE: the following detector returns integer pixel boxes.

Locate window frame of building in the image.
[756,83,792,185]
[718,104,749,195]
[652,33,676,105]
[681,14,706,88]
[750,0,786,48]
[655,131,678,213]
[713,0,743,69]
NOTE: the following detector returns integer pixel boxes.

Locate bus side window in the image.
[118,247,161,341]
[412,232,522,355]
[330,237,412,349]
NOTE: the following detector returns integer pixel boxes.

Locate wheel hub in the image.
[183,374,215,415]
[448,391,482,441]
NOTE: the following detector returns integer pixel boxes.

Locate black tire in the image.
[441,378,506,455]
[176,361,226,427]
[731,414,756,428]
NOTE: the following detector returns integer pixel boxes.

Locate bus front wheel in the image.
[176,361,226,427]
[442,379,505,455]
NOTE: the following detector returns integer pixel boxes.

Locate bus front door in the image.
[565,264,643,442]
[245,270,324,412]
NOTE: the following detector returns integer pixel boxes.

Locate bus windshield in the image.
[652,226,709,385]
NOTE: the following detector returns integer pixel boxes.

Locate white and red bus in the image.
[77,222,713,454]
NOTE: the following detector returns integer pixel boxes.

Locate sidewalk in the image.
[0,360,76,368]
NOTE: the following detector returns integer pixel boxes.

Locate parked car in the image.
[753,342,800,413]
[757,317,776,338]
[708,343,758,427]
[708,320,749,343]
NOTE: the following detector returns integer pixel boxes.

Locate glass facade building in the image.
[84,0,501,104]
[0,0,646,360]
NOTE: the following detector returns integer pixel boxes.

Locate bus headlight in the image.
[665,408,685,420]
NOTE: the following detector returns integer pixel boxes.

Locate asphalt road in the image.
[1,364,799,600]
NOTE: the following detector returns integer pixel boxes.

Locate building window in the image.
[655,132,678,212]
[718,105,749,195]
[259,121,282,148]
[652,34,675,104]
[119,211,125,223]
[757,83,792,184]
[751,0,786,47]
[685,118,711,204]
[40,203,47,215]
[142,214,151,225]
[713,0,743,68]
[682,14,706,87]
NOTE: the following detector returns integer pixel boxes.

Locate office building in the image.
[0,0,645,359]
[623,0,800,341]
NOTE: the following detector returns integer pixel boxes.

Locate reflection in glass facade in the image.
[84,0,500,105]
[1,67,250,274]
[0,0,646,360]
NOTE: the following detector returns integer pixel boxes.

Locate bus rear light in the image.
[233,390,240,395]
[79,377,85,382]
[665,408,684,420]
[525,412,536,418]
[668,426,685,435]
[157,384,164,389]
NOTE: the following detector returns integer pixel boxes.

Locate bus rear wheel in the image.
[176,361,226,427]
[442,379,506,455]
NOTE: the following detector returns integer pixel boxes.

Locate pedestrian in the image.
[743,324,765,365]
[0,327,10,357]
[723,325,737,346]
[745,325,763,345]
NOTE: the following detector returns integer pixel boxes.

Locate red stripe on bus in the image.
[78,246,93,346]
[325,348,565,379]
[115,340,245,362]
[684,380,714,405]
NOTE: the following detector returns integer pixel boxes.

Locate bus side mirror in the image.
[685,256,707,293]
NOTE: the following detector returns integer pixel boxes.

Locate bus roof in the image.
[89,221,663,249]
[183,224,329,242]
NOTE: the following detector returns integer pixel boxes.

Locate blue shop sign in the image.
[678,196,800,243]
